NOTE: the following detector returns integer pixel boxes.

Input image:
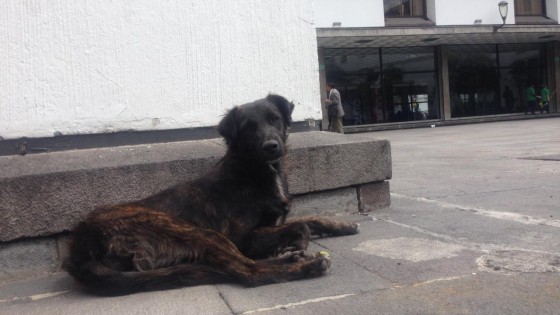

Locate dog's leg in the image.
[104,221,330,287]
[67,221,332,294]
[244,218,358,260]
[243,222,311,259]
[111,216,330,286]
[288,216,360,237]
[180,228,330,286]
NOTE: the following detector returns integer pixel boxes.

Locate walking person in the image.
[323,83,345,133]
[526,83,537,115]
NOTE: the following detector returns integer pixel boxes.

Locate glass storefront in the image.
[324,48,381,125]
[499,43,544,114]
[324,47,439,126]
[448,43,545,117]
[448,45,499,117]
[382,47,439,122]
[323,43,548,126]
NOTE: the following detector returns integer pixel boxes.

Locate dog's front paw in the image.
[310,251,332,275]
[295,251,332,278]
[276,250,314,263]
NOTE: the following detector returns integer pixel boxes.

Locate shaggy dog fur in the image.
[63,95,359,296]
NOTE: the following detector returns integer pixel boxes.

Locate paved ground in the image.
[1,117,560,314]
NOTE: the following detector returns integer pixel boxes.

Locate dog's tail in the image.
[63,258,232,296]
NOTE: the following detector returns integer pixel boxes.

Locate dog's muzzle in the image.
[262,140,283,161]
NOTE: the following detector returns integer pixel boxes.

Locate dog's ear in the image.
[218,107,238,144]
[266,94,294,127]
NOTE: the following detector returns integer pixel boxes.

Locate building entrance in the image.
[390,83,430,121]
[324,46,439,126]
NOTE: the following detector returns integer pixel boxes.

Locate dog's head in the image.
[218,94,294,163]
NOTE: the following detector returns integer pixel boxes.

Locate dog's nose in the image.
[262,140,280,155]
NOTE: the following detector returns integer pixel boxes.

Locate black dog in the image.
[63,95,359,296]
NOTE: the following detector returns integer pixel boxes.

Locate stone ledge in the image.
[287,132,391,194]
[0,131,392,242]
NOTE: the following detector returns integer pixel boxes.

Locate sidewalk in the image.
[1,117,560,314]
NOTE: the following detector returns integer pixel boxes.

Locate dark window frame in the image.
[383,0,427,18]
[514,0,546,16]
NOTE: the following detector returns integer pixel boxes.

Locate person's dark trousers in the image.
[541,102,550,114]
[526,100,536,115]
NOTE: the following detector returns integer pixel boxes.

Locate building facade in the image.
[315,0,560,131]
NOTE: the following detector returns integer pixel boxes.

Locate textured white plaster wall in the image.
[433,0,515,25]
[314,0,384,28]
[0,1,321,139]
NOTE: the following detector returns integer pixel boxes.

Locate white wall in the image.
[314,0,384,27]
[0,1,321,139]
[314,0,520,27]
[432,0,515,25]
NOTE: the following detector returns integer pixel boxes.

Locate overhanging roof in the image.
[317,25,560,48]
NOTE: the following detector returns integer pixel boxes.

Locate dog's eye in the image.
[269,115,280,124]
[241,121,257,132]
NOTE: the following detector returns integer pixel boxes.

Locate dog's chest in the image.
[269,166,290,225]
[273,172,288,204]
[267,164,290,206]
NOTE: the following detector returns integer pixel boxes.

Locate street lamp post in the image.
[495,1,509,31]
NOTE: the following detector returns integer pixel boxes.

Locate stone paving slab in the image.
[216,216,391,314]
[437,185,560,219]
[314,217,482,286]
[0,273,72,301]
[255,273,560,315]
[380,195,560,254]
[0,281,231,315]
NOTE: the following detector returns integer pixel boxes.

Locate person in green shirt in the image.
[526,83,537,115]
[540,84,550,114]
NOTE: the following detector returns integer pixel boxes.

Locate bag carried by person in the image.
[328,104,338,117]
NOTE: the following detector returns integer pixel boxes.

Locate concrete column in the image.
[318,48,329,130]
[545,0,559,22]
[438,46,452,120]
[551,42,560,113]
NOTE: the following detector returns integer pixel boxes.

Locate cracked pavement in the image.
[1,117,559,314]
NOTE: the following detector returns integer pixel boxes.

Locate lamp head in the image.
[498,1,509,24]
